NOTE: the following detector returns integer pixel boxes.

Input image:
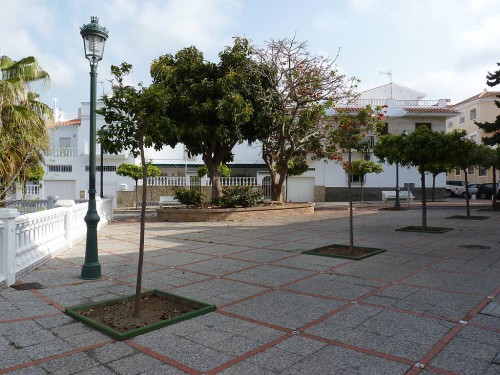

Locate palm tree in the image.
[0,56,52,205]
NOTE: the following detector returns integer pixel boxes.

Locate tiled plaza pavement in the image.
[1,206,499,374]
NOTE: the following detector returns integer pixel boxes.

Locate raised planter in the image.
[157,203,315,222]
[65,290,216,340]
[445,215,489,220]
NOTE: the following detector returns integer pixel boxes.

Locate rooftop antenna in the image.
[380,70,393,98]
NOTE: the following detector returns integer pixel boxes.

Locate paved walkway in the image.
[1,205,499,374]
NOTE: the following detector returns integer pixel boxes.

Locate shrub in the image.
[173,188,205,207]
[213,186,263,208]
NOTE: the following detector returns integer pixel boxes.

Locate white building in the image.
[40,83,457,204]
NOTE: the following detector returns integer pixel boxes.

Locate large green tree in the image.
[97,63,175,316]
[0,56,52,205]
[375,127,450,230]
[253,37,358,202]
[116,163,161,208]
[475,62,500,208]
[151,38,266,200]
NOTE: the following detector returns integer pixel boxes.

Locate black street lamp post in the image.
[394,130,408,209]
[80,17,108,280]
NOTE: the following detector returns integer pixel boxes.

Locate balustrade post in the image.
[54,200,76,248]
[0,208,20,286]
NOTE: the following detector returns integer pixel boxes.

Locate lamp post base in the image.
[81,263,102,280]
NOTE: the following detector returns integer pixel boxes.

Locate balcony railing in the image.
[350,99,442,107]
[45,148,78,158]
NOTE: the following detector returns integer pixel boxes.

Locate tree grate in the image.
[11,282,45,290]
[458,245,491,250]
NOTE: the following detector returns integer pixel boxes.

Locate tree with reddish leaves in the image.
[253,37,358,202]
[322,106,385,251]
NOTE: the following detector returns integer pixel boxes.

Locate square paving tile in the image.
[404,269,499,294]
[305,304,455,361]
[429,326,500,375]
[287,273,384,300]
[282,344,411,374]
[364,284,485,319]
[179,257,256,276]
[228,249,295,263]
[223,290,343,329]
[227,265,315,287]
[132,313,284,373]
[171,278,266,306]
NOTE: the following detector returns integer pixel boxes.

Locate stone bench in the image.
[159,195,181,207]
[382,190,415,203]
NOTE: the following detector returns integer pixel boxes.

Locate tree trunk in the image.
[492,169,498,209]
[134,180,139,208]
[463,168,470,217]
[431,174,436,202]
[206,162,223,200]
[134,139,147,318]
[360,176,364,203]
[348,149,354,252]
[420,169,427,230]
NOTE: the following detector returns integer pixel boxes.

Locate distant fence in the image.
[140,176,259,187]
[0,198,113,288]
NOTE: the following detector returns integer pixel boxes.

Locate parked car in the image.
[476,183,500,199]
[446,180,466,197]
[455,184,478,198]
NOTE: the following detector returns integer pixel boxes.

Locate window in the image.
[85,165,117,172]
[59,137,71,148]
[467,166,474,175]
[479,166,488,176]
[351,174,365,183]
[416,123,431,130]
[459,114,465,124]
[48,165,72,172]
[470,134,477,143]
[455,168,460,176]
[447,121,453,128]
[470,108,476,120]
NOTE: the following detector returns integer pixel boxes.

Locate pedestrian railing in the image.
[0,198,113,288]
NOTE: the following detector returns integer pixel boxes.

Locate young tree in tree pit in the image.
[321,106,385,252]
[446,130,483,217]
[253,37,358,202]
[350,160,383,203]
[116,163,161,208]
[97,63,175,317]
[475,62,500,208]
[151,38,264,200]
[427,163,451,202]
[375,127,449,230]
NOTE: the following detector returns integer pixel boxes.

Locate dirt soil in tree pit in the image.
[79,294,197,332]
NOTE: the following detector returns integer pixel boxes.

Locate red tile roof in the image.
[59,118,81,126]
[452,91,500,107]
[403,107,458,114]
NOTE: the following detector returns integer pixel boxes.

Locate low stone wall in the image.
[157,203,315,222]
[117,186,213,207]
[325,187,446,202]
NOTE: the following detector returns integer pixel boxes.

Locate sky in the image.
[1,0,499,115]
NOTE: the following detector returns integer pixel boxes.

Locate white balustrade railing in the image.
[0,198,113,288]
[24,184,40,196]
[140,176,258,187]
[45,148,79,158]
[208,177,258,186]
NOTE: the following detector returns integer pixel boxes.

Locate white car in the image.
[455,184,479,198]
